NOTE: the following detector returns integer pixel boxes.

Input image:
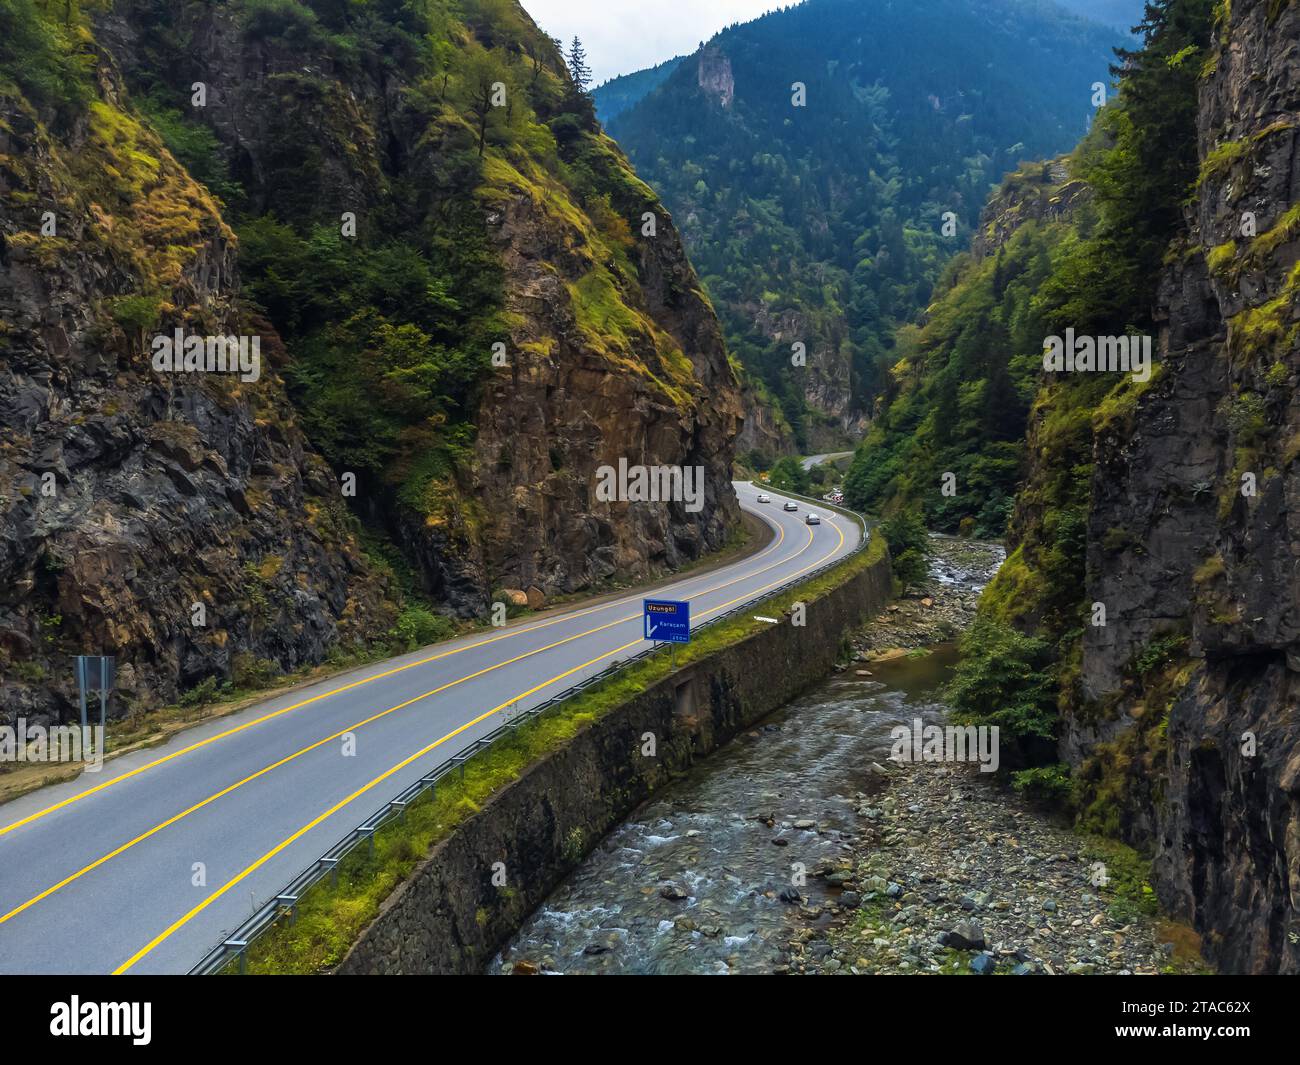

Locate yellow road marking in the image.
[0,494,786,838]
[0,622,637,927]
[113,514,853,973]
[112,638,647,975]
[0,502,812,926]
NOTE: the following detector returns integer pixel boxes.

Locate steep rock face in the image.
[1072,0,1300,973]
[472,159,741,590]
[748,302,864,445]
[969,162,1088,263]
[0,48,397,724]
[104,0,742,611]
[696,46,733,109]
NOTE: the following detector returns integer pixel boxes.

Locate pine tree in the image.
[566,36,591,95]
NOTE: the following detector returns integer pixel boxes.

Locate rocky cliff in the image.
[1071,0,1300,974]
[0,21,398,724]
[106,0,742,609]
[973,0,1300,973]
[0,0,742,723]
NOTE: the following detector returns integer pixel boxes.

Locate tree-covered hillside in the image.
[842,163,1086,539]
[592,55,684,123]
[607,0,1124,453]
[884,0,1217,771]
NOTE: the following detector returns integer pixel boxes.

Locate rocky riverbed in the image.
[491,534,1206,976]
[783,759,1206,975]
[847,535,1004,658]
[789,536,1205,976]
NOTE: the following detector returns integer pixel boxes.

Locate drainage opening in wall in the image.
[674,678,696,718]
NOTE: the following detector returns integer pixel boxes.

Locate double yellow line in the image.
[114,516,845,973]
[0,505,819,946]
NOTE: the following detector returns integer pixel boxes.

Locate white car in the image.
[783,501,798,512]
[806,512,821,525]
[757,493,771,503]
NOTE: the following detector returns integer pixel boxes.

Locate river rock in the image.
[940,921,985,951]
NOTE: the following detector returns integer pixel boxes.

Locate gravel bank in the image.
[788,535,1207,976]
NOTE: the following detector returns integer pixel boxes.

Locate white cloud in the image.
[521,0,788,84]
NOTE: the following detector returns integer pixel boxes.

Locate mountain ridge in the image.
[605,0,1126,456]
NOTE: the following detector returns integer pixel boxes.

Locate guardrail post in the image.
[225,938,249,975]
[276,894,298,926]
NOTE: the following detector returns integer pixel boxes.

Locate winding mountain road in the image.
[800,452,854,471]
[0,481,861,974]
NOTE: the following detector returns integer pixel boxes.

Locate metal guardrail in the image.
[190,487,870,974]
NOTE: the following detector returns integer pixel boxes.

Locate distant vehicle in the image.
[757,493,771,503]
[783,501,798,512]
[806,512,821,525]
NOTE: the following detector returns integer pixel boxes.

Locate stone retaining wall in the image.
[337,547,892,974]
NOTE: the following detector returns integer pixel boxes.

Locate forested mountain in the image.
[0,0,739,722]
[865,0,1300,973]
[606,0,1124,455]
[592,55,684,123]
[843,158,1092,538]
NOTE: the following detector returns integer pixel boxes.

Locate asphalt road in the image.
[0,481,861,974]
[800,451,854,471]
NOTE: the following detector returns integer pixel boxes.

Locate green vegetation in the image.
[765,456,810,495]
[1011,763,1074,806]
[878,508,931,587]
[591,54,684,124]
[608,0,1123,449]
[0,0,94,118]
[133,92,244,204]
[103,0,709,572]
[843,206,1069,536]
[847,0,1216,809]
[392,604,456,651]
[1082,836,1159,922]
[846,0,1213,540]
[946,616,1057,764]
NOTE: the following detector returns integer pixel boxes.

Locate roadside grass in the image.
[230,532,885,974]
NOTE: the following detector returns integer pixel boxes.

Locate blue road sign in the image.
[644,599,690,644]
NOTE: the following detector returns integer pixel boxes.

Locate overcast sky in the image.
[521,0,786,85]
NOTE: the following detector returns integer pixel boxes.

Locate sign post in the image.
[74,655,115,764]
[643,599,690,669]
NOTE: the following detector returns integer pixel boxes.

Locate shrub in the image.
[393,605,454,650]
[178,675,229,708]
[232,653,280,691]
[947,616,1057,754]
[878,508,930,586]
[766,455,809,495]
[1011,763,1073,807]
